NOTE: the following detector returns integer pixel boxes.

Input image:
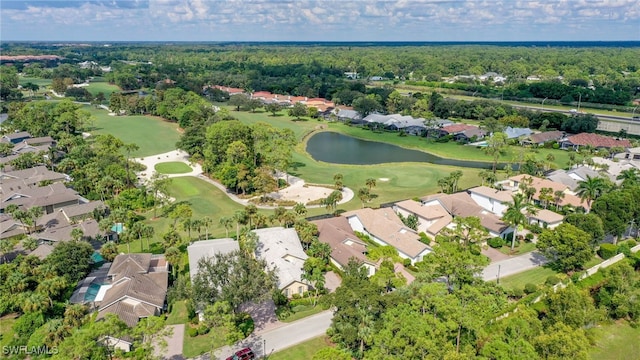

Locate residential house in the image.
[187,238,240,281]
[344,72,359,79]
[504,127,533,140]
[546,166,611,191]
[393,199,452,239]
[253,227,309,297]
[421,192,512,239]
[520,130,564,147]
[436,124,477,138]
[503,174,589,211]
[527,209,564,229]
[1,131,32,144]
[211,85,245,96]
[592,157,640,181]
[618,147,640,161]
[343,208,431,264]
[467,186,514,216]
[312,217,377,276]
[454,127,486,142]
[479,72,507,83]
[96,253,169,327]
[0,166,69,195]
[560,133,631,151]
[0,182,85,214]
[332,108,363,123]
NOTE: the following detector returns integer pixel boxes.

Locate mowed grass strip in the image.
[85,79,121,100]
[86,106,180,157]
[155,162,192,174]
[496,266,560,291]
[268,336,331,360]
[589,322,640,360]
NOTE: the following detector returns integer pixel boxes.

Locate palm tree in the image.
[502,194,537,250]
[365,178,377,190]
[293,203,307,218]
[553,190,566,210]
[333,173,344,190]
[20,291,49,313]
[201,216,213,240]
[617,168,640,188]
[357,187,371,208]
[165,247,181,277]
[254,213,268,230]
[233,211,248,241]
[36,276,68,307]
[576,175,607,208]
[219,217,233,238]
[122,143,140,187]
[28,206,43,234]
[141,225,155,251]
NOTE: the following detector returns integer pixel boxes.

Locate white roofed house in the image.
[467,186,514,216]
[253,227,309,298]
[526,209,564,230]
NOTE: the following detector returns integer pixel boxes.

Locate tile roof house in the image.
[467,186,514,216]
[253,227,309,298]
[521,130,564,146]
[187,238,240,281]
[560,133,631,150]
[504,174,589,211]
[393,199,452,238]
[421,192,512,238]
[618,147,640,161]
[504,126,533,140]
[342,208,431,264]
[546,166,611,191]
[97,253,169,327]
[0,166,69,195]
[527,209,564,229]
[1,131,32,144]
[0,183,85,214]
[436,124,478,137]
[311,217,377,276]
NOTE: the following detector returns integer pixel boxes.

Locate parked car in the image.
[226,347,255,360]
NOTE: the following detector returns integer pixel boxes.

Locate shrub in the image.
[469,244,481,256]
[418,232,430,244]
[187,327,198,337]
[528,224,543,234]
[291,293,302,300]
[570,272,583,283]
[627,239,637,247]
[545,275,560,286]
[509,288,525,298]
[552,143,560,149]
[597,243,618,260]
[525,233,535,242]
[488,237,504,248]
[617,243,632,257]
[197,325,209,336]
[524,283,538,294]
[236,312,254,337]
[403,258,412,267]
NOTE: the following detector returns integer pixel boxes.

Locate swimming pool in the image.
[84,283,102,302]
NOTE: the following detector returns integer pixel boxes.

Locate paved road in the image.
[481,251,548,282]
[192,310,333,360]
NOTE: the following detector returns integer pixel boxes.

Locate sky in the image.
[1,0,639,42]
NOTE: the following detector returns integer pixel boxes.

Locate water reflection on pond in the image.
[306,131,492,169]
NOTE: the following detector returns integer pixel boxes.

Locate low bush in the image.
[509,288,525,299]
[524,283,538,294]
[598,244,618,260]
[545,275,560,286]
[488,237,504,248]
[197,325,209,336]
[616,243,632,257]
[403,258,412,267]
[187,327,198,337]
[236,312,254,337]
[525,233,535,242]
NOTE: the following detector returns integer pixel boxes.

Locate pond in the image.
[306,131,493,169]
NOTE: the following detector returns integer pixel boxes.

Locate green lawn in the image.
[155,162,193,174]
[280,305,326,323]
[498,242,537,256]
[496,266,561,291]
[166,300,189,325]
[227,108,319,141]
[268,336,331,360]
[0,315,17,350]
[589,322,640,360]
[85,79,120,99]
[87,106,180,157]
[183,328,225,358]
[18,76,52,88]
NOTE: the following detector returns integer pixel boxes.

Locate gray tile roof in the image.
[187,238,239,281]
[253,227,308,290]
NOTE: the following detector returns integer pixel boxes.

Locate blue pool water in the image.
[84,283,102,302]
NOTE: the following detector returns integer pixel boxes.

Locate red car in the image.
[226,347,255,360]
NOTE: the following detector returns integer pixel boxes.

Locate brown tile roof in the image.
[108,253,152,279]
[1,183,80,211]
[24,137,55,146]
[37,219,100,243]
[527,130,564,144]
[527,209,564,224]
[565,133,631,148]
[311,217,375,268]
[422,192,509,234]
[508,175,588,210]
[342,208,429,258]
[395,199,449,220]
[440,124,477,134]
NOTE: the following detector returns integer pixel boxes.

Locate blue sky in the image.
[1,0,639,41]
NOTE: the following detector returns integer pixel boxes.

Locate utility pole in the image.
[497,264,501,284]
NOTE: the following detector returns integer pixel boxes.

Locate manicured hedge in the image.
[598,244,618,260]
